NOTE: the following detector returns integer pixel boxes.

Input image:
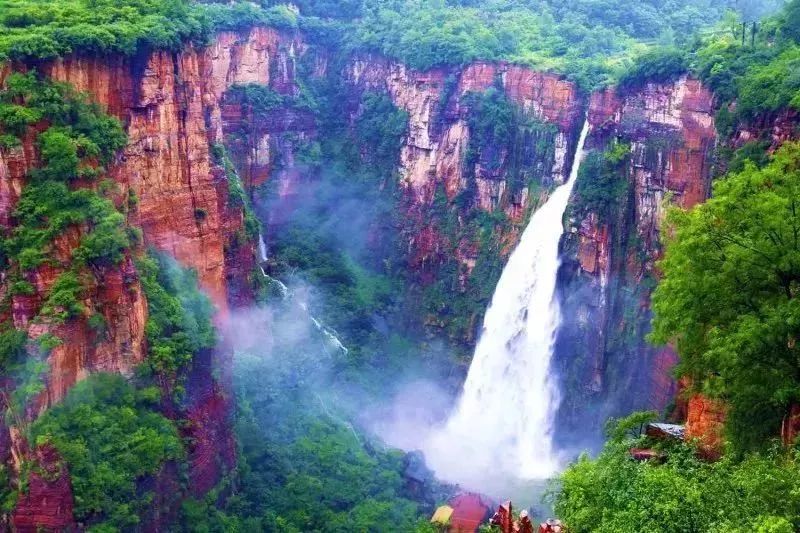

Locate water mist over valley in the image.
[1,0,798,531]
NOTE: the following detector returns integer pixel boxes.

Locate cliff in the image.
[341,57,585,345]
[554,77,717,449]
[0,26,305,528]
[232,42,724,435]
[0,21,762,527]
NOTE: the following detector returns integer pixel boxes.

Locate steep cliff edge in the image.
[0,26,306,529]
[554,77,716,449]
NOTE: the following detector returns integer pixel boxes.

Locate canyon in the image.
[0,21,752,528]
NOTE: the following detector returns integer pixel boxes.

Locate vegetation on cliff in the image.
[31,374,183,531]
[0,70,220,530]
[137,252,216,381]
[555,413,800,533]
[262,86,409,365]
[573,141,631,219]
[0,73,129,279]
[2,0,780,91]
[0,0,209,61]
[651,143,800,452]
[691,0,800,137]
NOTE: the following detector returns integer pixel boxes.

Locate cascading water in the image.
[257,232,347,355]
[425,119,591,490]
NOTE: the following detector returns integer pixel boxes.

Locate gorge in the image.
[425,119,591,490]
[1,0,799,531]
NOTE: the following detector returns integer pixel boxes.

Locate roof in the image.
[646,423,686,440]
[449,493,492,532]
[431,505,454,524]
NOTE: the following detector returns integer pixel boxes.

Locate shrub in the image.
[227,84,287,114]
[39,271,85,322]
[618,48,688,89]
[573,142,630,219]
[737,46,800,119]
[137,251,215,377]
[31,373,183,529]
[555,414,800,532]
[0,0,210,61]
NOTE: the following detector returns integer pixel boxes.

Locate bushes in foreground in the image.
[555,414,800,533]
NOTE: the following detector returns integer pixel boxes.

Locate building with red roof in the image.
[448,493,493,532]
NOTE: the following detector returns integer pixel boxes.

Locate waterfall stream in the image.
[257,233,348,355]
[424,119,591,489]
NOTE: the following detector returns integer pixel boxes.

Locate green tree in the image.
[31,373,183,530]
[554,414,800,532]
[651,143,800,450]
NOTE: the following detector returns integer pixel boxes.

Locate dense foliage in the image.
[617,48,689,89]
[31,373,183,530]
[0,0,208,61]
[137,251,216,380]
[0,73,129,282]
[177,318,439,532]
[0,71,134,452]
[351,0,735,88]
[689,0,800,135]
[2,0,769,91]
[555,413,800,533]
[651,143,800,451]
[573,142,631,219]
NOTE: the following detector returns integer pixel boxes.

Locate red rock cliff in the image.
[0,26,305,528]
[554,76,716,448]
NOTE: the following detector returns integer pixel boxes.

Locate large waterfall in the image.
[425,119,591,490]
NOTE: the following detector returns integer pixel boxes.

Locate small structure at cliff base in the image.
[430,493,492,532]
[646,423,685,440]
[431,504,454,527]
[538,518,565,533]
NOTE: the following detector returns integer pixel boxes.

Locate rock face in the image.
[10,444,76,532]
[238,48,724,443]
[0,27,305,527]
[685,394,726,457]
[346,58,583,211]
[214,30,314,191]
[554,77,716,449]
[341,58,584,344]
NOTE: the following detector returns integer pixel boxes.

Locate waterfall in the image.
[258,233,268,264]
[425,119,591,489]
[257,232,347,355]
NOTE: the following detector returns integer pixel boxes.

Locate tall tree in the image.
[651,143,800,451]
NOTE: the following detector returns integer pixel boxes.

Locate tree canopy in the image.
[651,143,800,451]
[555,413,800,533]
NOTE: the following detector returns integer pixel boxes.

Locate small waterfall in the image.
[257,232,347,355]
[425,119,591,488]
[258,233,268,264]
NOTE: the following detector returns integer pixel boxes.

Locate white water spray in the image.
[425,119,591,489]
[257,232,347,355]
